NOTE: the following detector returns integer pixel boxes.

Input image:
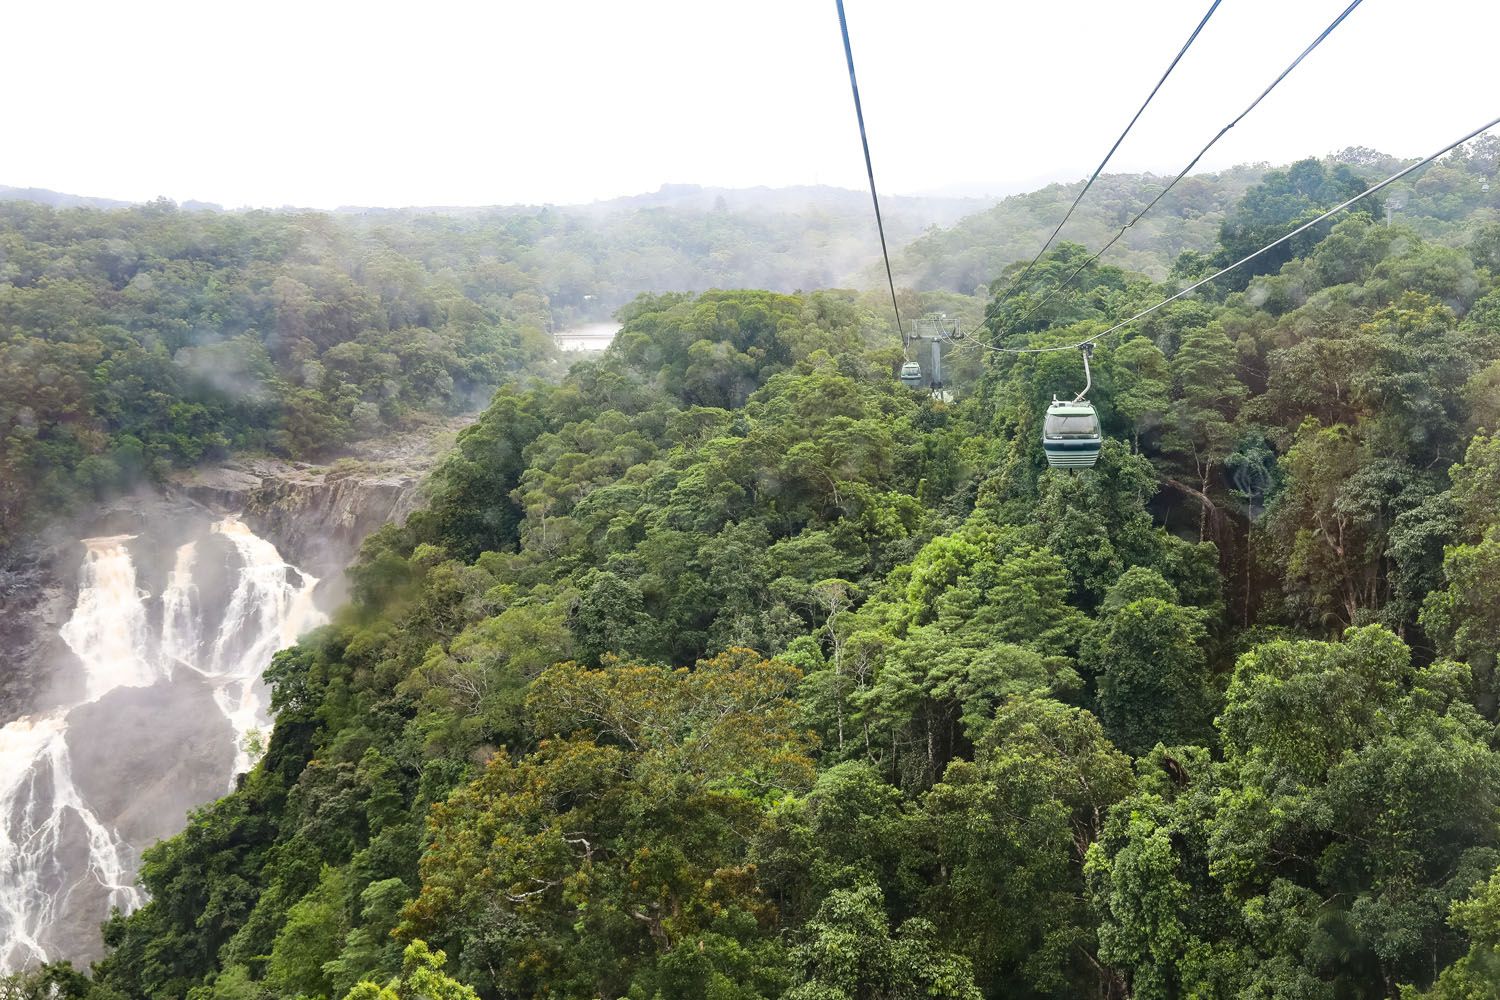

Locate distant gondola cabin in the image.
[899,361,923,388]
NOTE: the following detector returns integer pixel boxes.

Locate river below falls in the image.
[554,321,620,352]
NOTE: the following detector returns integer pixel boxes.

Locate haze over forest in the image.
[5,0,1500,996]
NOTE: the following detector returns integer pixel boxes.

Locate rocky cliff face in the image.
[167,417,467,605]
[171,460,423,607]
[0,545,76,717]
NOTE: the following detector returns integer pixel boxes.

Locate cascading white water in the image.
[0,713,142,970]
[57,536,159,698]
[0,536,156,969]
[202,517,325,773]
[0,517,327,971]
[160,541,200,672]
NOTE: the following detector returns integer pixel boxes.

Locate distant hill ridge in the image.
[0,180,994,223]
[8,145,1491,298]
[0,185,134,210]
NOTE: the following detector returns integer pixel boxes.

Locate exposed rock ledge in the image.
[168,417,472,603]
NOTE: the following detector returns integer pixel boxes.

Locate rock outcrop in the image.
[171,460,421,605]
[0,546,78,717]
[167,417,468,603]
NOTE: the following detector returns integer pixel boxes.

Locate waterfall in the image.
[0,535,155,970]
[0,713,142,970]
[0,517,327,971]
[160,541,200,672]
[203,517,325,773]
[57,536,158,698]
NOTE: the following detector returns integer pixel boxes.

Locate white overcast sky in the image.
[4,0,1497,209]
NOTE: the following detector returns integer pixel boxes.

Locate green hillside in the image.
[899,142,1500,295]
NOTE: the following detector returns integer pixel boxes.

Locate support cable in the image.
[1003,0,1365,329]
[835,0,904,347]
[1002,0,1225,299]
[967,114,1500,355]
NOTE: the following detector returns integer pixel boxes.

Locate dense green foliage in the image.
[898,165,1271,295]
[904,142,1500,295]
[0,202,562,549]
[0,191,969,552]
[9,146,1500,999]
